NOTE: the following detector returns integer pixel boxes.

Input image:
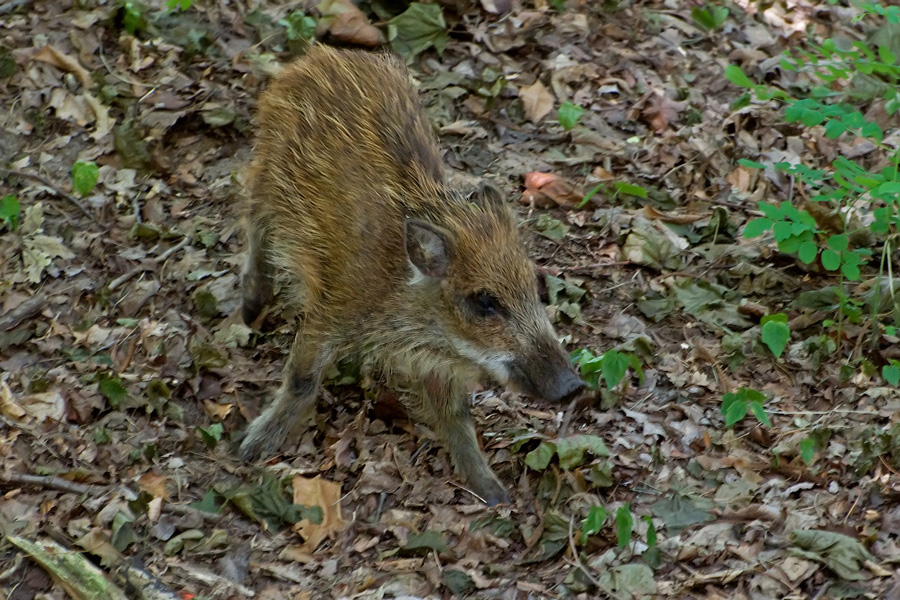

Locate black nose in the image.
[550,369,584,403]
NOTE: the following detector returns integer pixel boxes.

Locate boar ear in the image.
[405,219,450,279]
[473,180,505,208]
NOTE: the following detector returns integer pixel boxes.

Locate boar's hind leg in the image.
[239,329,333,461]
[241,222,274,326]
[419,377,510,506]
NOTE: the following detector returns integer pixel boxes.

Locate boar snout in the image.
[510,340,584,403]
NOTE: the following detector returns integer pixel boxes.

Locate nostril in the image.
[556,373,585,403]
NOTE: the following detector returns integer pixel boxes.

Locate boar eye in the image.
[467,291,503,318]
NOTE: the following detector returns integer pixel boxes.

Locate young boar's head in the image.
[405,182,584,403]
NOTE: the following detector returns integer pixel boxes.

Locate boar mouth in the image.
[508,355,584,403]
[447,335,583,401]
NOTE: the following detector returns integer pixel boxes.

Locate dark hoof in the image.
[471,479,510,506]
[238,438,260,462]
[242,300,263,327]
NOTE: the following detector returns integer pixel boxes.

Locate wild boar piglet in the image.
[238,45,583,505]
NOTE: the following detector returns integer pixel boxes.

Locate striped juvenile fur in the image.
[238,46,582,505]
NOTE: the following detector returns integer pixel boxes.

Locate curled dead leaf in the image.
[329,10,386,47]
[524,172,558,189]
[2,389,67,423]
[521,172,584,209]
[641,205,707,225]
[641,93,685,133]
[0,382,27,421]
[318,0,385,47]
[292,475,344,551]
[33,45,96,89]
[725,165,758,193]
[84,93,114,140]
[203,399,234,421]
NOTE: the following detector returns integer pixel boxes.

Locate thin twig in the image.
[0,472,219,522]
[370,491,387,523]
[168,560,256,597]
[557,393,593,439]
[446,480,486,504]
[2,473,91,494]
[0,168,92,219]
[563,558,609,596]
[811,582,831,600]
[410,439,431,462]
[108,236,191,292]
[566,513,624,598]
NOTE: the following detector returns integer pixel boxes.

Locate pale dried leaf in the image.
[519,80,554,123]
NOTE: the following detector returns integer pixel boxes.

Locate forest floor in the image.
[1,0,899,599]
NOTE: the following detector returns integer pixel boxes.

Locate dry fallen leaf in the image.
[521,171,584,208]
[48,88,91,126]
[137,472,169,500]
[524,172,558,189]
[291,476,344,551]
[0,382,27,421]
[641,205,708,225]
[642,93,684,133]
[76,528,123,567]
[147,497,163,523]
[33,45,96,89]
[203,399,234,421]
[14,390,67,423]
[329,10,386,47]
[519,80,554,123]
[317,0,385,47]
[83,92,114,139]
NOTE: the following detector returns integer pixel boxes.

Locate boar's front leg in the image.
[239,328,333,461]
[418,374,509,506]
[241,220,274,327]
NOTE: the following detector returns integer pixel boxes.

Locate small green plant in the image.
[726,3,900,379]
[557,101,583,131]
[578,181,647,209]
[580,505,608,543]
[820,287,864,340]
[884,359,900,386]
[727,10,899,285]
[615,503,633,549]
[199,423,224,449]
[721,387,771,428]
[98,373,128,409]
[571,348,644,391]
[524,434,609,471]
[760,313,791,358]
[387,3,448,61]
[166,0,193,11]
[72,161,99,197]
[743,196,866,281]
[799,436,817,464]
[118,0,147,35]
[581,504,658,561]
[613,182,649,199]
[0,194,20,230]
[278,11,316,42]
[691,5,729,31]
[642,515,660,566]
